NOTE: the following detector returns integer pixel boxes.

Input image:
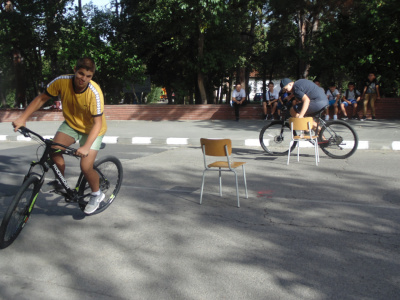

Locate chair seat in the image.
[294,135,318,140]
[208,161,246,168]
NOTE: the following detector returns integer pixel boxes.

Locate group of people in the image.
[232,72,381,121]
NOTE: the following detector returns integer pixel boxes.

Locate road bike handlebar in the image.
[18,126,79,157]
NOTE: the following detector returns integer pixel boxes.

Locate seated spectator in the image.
[313,78,325,93]
[232,83,246,121]
[263,82,279,120]
[340,82,361,120]
[325,83,340,120]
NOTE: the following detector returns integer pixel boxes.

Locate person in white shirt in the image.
[232,83,246,121]
[325,83,340,120]
[263,82,279,120]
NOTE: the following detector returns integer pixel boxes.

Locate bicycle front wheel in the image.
[78,155,123,214]
[259,121,296,155]
[319,120,358,159]
[0,176,41,249]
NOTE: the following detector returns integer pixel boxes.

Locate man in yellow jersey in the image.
[12,57,107,214]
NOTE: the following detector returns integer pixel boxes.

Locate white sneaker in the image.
[84,192,105,214]
[325,115,329,121]
[333,115,338,120]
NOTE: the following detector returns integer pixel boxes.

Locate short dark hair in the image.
[348,82,355,86]
[76,57,96,73]
[313,78,320,83]
[268,82,274,86]
[329,82,336,87]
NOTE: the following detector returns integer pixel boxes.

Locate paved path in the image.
[0,143,399,299]
[1,119,400,150]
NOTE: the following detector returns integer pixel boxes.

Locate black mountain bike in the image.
[259,102,358,159]
[0,127,123,249]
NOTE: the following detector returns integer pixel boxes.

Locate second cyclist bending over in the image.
[280,78,328,127]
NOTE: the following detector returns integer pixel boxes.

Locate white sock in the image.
[91,190,100,196]
[333,115,337,120]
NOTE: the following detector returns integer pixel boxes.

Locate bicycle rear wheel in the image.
[78,155,123,214]
[318,120,358,159]
[0,176,41,249]
[259,121,297,155]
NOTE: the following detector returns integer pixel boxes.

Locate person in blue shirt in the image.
[325,83,340,120]
[340,82,361,120]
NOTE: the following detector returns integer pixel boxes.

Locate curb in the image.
[0,135,399,150]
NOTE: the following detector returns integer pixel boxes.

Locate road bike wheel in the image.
[318,120,358,159]
[78,155,123,214]
[0,176,41,249]
[259,121,297,155]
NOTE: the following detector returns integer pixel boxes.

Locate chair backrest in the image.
[200,138,232,156]
[288,117,313,131]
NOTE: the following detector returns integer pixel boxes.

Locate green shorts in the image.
[57,121,104,151]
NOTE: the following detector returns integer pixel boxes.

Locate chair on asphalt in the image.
[199,138,248,208]
[287,117,320,166]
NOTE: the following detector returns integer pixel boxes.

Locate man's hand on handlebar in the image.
[12,118,26,132]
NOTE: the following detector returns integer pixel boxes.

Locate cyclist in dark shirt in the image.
[280,78,328,119]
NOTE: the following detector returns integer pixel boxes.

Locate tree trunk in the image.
[219,77,225,104]
[216,85,220,104]
[78,0,83,26]
[262,66,267,103]
[197,72,207,104]
[197,25,207,104]
[166,84,173,105]
[227,72,233,105]
[13,51,26,108]
[188,86,194,105]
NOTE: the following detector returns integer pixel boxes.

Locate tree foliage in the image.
[0,0,399,108]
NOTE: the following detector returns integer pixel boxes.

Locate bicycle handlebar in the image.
[18,126,79,157]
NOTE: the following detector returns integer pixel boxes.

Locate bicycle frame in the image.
[20,127,88,205]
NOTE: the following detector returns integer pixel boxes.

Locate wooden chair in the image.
[287,117,320,166]
[200,138,248,207]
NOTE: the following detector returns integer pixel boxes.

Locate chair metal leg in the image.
[219,168,222,196]
[200,170,206,204]
[234,170,240,208]
[297,141,300,162]
[287,141,293,165]
[242,165,248,199]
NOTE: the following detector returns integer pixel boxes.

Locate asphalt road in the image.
[0,142,399,300]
